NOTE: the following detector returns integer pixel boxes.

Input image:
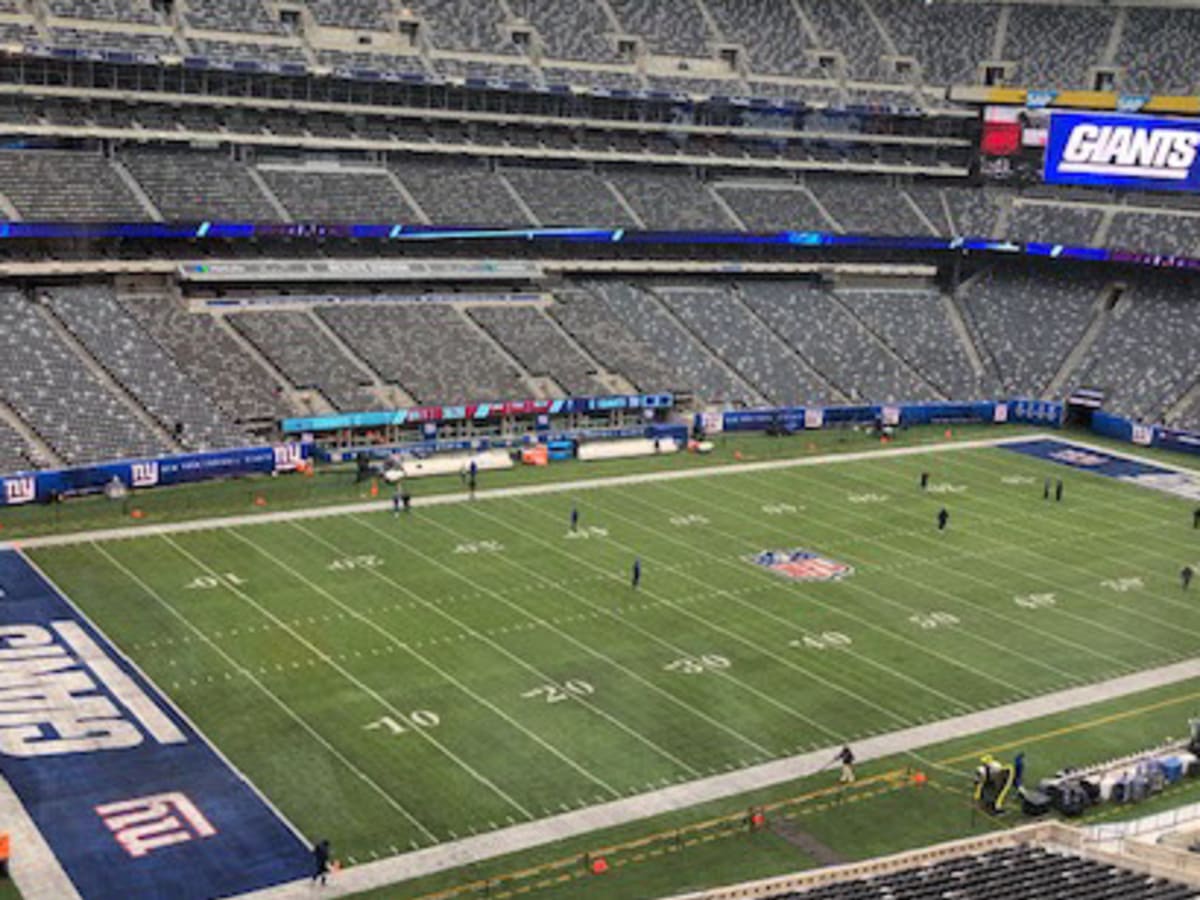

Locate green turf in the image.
[23,429,1200,897]
[345,675,1200,900]
[0,425,1031,540]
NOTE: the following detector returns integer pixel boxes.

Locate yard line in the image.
[5,433,1041,552]
[446,502,914,733]
[623,477,1085,689]
[506,495,973,714]
[229,525,649,792]
[823,461,1193,657]
[923,450,1200,571]
[89,541,440,844]
[940,451,1200,615]
[729,466,1165,665]
[231,657,1200,900]
[158,533,535,821]
[348,514,783,759]
[679,473,1139,676]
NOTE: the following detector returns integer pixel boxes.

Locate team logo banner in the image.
[1045,111,1200,192]
[749,548,853,582]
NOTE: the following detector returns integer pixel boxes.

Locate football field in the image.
[21,435,1200,889]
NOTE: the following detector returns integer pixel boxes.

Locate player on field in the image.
[1055,479,1064,502]
[632,557,641,589]
[311,839,331,886]
[1184,565,1194,591]
[571,505,579,532]
[937,507,949,531]
[836,745,856,783]
[920,471,929,490]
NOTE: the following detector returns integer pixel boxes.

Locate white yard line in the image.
[226,526,628,797]
[453,503,917,732]
[11,430,1197,900]
[344,515,775,761]
[157,534,537,822]
[824,459,1196,653]
[235,657,1200,900]
[679,472,1141,676]
[89,542,439,844]
[501,494,974,715]
[4,433,1041,552]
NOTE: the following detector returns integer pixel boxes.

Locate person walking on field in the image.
[311,839,331,886]
[836,745,856,784]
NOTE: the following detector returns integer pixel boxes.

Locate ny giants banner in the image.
[1045,111,1200,192]
[0,443,311,507]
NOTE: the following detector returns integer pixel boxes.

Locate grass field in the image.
[22,431,1200,895]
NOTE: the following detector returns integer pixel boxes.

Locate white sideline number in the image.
[363,711,440,736]
[669,514,709,527]
[761,503,799,516]
[453,541,504,554]
[328,555,382,571]
[184,573,246,590]
[789,632,852,651]
[521,679,595,704]
[664,654,730,675]
[908,612,959,630]
[1014,593,1057,609]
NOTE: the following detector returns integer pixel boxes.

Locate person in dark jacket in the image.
[836,746,856,783]
[311,839,331,885]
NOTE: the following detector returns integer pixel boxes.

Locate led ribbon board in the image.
[1045,111,1200,191]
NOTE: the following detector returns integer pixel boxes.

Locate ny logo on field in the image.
[96,792,217,858]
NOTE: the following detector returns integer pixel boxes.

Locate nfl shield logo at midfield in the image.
[749,548,854,582]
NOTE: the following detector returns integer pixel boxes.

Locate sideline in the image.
[236,659,1200,899]
[6,432,1038,551]
[12,430,1197,900]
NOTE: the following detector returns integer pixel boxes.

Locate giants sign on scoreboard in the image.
[1045,111,1200,192]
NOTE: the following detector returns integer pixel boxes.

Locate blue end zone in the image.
[1002,438,1200,502]
[0,549,312,899]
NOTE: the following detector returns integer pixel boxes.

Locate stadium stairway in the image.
[208,312,318,416]
[305,308,416,407]
[642,285,768,405]
[453,303,551,399]
[728,283,847,403]
[1045,281,1123,399]
[36,295,183,453]
[825,290,947,401]
[0,397,59,470]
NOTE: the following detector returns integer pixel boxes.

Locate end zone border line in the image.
[4,432,1046,551]
[0,775,80,900]
[3,551,312,900]
[234,657,1200,900]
